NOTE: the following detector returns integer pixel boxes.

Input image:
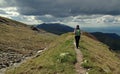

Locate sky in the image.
[0,0,120,29]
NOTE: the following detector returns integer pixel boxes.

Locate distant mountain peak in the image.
[35,23,74,35]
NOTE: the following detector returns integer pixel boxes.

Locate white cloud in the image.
[60,15,120,28]
[0,6,43,25]
[44,14,54,18]
[4,7,19,16]
[21,16,43,25]
[0,7,19,16]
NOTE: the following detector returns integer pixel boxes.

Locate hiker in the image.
[74,25,81,49]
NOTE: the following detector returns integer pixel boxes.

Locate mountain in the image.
[35,23,74,35]
[81,32,120,74]
[0,16,56,69]
[91,32,120,50]
[6,32,120,74]
[1,16,120,74]
[83,27,120,36]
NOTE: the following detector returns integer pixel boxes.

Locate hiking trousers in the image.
[75,36,80,48]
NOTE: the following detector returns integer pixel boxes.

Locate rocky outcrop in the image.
[0,49,24,69]
[0,48,42,69]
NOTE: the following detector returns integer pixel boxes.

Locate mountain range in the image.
[91,32,120,51]
[34,23,74,35]
[32,23,120,51]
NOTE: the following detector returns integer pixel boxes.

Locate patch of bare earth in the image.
[74,42,87,74]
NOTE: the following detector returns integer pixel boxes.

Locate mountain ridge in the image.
[34,23,74,35]
[0,16,120,74]
[6,32,120,74]
[91,32,120,51]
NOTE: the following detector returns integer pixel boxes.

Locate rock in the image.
[0,49,25,69]
[4,62,9,67]
[0,47,44,70]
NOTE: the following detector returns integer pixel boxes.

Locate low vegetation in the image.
[6,33,77,74]
[0,17,57,69]
[5,32,120,74]
[80,33,120,74]
[0,23,56,54]
[1,17,119,74]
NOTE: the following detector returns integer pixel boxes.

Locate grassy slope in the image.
[5,32,120,74]
[0,16,27,27]
[0,22,56,54]
[80,33,120,74]
[6,33,77,74]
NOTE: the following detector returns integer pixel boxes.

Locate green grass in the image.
[3,24,120,74]
[80,34,120,74]
[6,33,77,74]
[0,22,56,54]
[0,16,57,53]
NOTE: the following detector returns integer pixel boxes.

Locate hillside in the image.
[35,23,74,35]
[6,32,120,74]
[81,32,120,74]
[6,33,77,74]
[91,32,120,51]
[0,16,57,69]
[0,16,27,27]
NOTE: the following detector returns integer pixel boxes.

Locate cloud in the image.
[1,0,120,17]
[0,0,15,7]
[0,10,6,14]
[18,16,43,25]
[0,0,120,28]
[0,7,20,19]
[0,7,43,25]
[0,0,120,17]
[35,15,58,23]
[60,15,120,28]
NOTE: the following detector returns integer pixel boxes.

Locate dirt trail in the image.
[74,42,87,74]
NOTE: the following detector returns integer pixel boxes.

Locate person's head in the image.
[76,25,79,29]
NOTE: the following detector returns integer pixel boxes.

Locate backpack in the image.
[75,29,81,36]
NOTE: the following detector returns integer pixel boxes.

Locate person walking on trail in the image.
[74,25,81,49]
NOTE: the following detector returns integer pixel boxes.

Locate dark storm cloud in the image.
[0,0,15,7]
[2,0,120,17]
